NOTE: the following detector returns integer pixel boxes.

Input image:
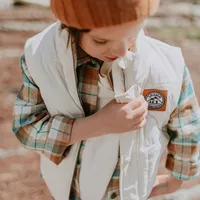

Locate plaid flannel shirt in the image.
[13,45,200,199]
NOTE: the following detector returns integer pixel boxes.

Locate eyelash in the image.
[94,40,107,45]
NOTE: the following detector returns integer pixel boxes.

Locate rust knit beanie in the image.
[51,0,160,29]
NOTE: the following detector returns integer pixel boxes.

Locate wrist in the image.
[88,113,107,137]
[68,114,104,145]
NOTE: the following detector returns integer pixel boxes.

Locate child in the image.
[12,0,200,199]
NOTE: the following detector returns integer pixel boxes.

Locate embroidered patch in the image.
[143,89,168,111]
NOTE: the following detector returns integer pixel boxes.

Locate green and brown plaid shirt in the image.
[13,43,200,199]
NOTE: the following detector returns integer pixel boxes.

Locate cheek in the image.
[80,36,108,58]
[85,43,102,57]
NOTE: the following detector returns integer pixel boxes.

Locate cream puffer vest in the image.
[24,21,185,200]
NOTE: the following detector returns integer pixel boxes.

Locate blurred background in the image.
[0,0,199,199]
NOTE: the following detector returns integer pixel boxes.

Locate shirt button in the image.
[111,192,117,199]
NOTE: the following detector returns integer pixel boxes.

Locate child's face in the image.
[80,19,145,62]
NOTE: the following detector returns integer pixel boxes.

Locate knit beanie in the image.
[51,0,160,29]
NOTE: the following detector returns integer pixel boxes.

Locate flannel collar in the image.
[76,44,103,68]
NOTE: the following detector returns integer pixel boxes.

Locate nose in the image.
[111,40,128,57]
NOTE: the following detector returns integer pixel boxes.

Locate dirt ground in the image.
[0,2,200,200]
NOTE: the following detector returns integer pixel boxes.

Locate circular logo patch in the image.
[145,92,165,109]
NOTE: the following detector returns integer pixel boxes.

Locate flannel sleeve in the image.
[12,55,75,165]
[165,65,200,180]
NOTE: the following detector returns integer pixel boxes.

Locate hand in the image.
[93,95,148,135]
[69,95,148,145]
[148,175,183,199]
[153,174,169,187]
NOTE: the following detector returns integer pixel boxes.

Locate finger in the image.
[139,118,147,128]
[125,102,147,119]
[121,95,145,112]
[130,95,146,108]
[128,96,148,111]
[143,110,148,119]
[131,115,145,126]
[142,100,149,110]
[121,100,140,114]
[132,118,147,130]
